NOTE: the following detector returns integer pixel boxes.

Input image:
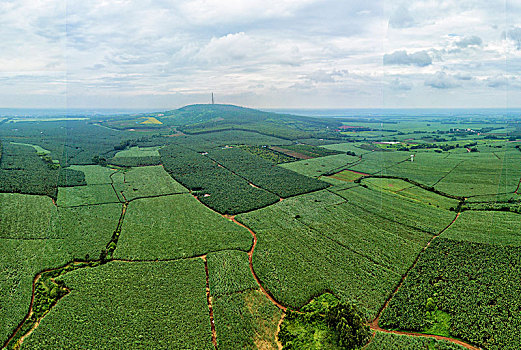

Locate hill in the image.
[99,104,342,140]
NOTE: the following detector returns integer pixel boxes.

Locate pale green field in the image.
[280,154,359,177]
[115,194,252,260]
[68,165,115,185]
[56,184,120,207]
[114,146,161,158]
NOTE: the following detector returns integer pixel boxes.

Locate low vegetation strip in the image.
[272,144,343,158]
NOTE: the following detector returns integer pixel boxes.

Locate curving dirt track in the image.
[368,325,481,350]
[228,216,287,312]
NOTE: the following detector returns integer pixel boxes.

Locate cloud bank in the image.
[0,0,520,108]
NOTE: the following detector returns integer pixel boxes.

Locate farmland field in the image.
[0,193,56,239]
[56,184,120,207]
[23,260,213,349]
[113,146,161,157]
[207,250,282,349]
[280,153,359,177]
[0,239,70,344]
[1,104,521,350]
[365,332,466,349]
[115,194,252,260]
[237,190,432,318]
[66,165,114,185]
[441,211,521,245]
[113,165,188,201]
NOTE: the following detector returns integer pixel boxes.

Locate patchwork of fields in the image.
[1,107,520,349]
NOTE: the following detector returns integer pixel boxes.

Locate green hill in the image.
[100,104,342,140]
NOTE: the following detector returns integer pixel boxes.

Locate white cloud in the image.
[425,72,460,89]
[383,50,432,67]
[455,35,483,48]
[506,27,521,49]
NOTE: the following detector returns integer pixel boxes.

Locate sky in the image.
[1,0,520,109]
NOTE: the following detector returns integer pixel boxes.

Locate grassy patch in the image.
[213,289,282,350]
[207,250,257,297]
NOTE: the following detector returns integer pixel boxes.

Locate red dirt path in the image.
[368,325,481,350]
[228,215,287,312]
[515,175,521,194]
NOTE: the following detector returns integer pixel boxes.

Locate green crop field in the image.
[22,260,213,349]
[332,185,456,234]
[213,289,282,350]
[280,153,360,177]
[207,250,282,349]
[113,165,188,201]
[441,211,521,245]
[2,104,521,350]
[207,250,257,297]
[113,146,161,157]
[67,165,115,185]
[115,194,252,260]
[56,184,121,207]
[0,193,56,239]
[237,190,432,318]
[365,332,466,350]
[0,239,71,344]
[362,178,461,210]
[51,203,122,260]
